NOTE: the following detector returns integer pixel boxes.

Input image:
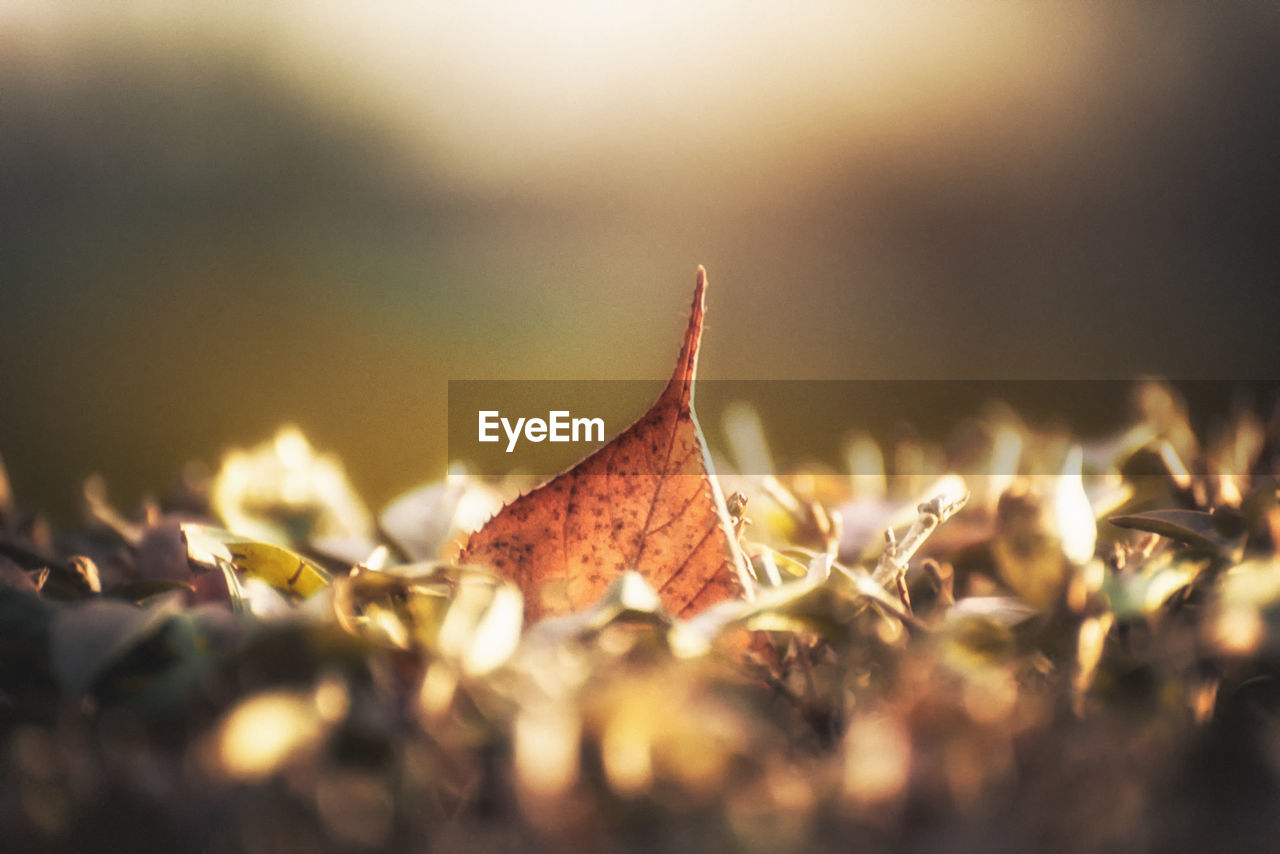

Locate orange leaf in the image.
[460,267,749,623]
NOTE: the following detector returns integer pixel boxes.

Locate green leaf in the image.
[1100,558,1198,619]
[670,565,913,658]
[1109,509,1245,559]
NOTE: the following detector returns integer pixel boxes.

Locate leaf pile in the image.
[2,275,1280,852]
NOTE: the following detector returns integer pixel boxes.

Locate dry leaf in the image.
[0,555,41,594]
[460,267,748,622]
[181,523,331,599]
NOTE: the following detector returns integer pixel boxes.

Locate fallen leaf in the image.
[68,555,103,593]
[135,522,194,582]
[669,565,915,659]
[0,555,41,594]
[51,594,184,697]
[104,578,198,604]
[460,267,749,622]
[181,523,331,598]
[211,425,373,546]
[333,562,522,675]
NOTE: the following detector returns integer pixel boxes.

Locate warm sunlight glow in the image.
[514,706,582,798]
[212,692,325,781]
[842,714,911,806]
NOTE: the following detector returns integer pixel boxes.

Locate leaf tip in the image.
[693,265,707,308]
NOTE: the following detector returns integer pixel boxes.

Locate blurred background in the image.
[2,2,1279,520]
